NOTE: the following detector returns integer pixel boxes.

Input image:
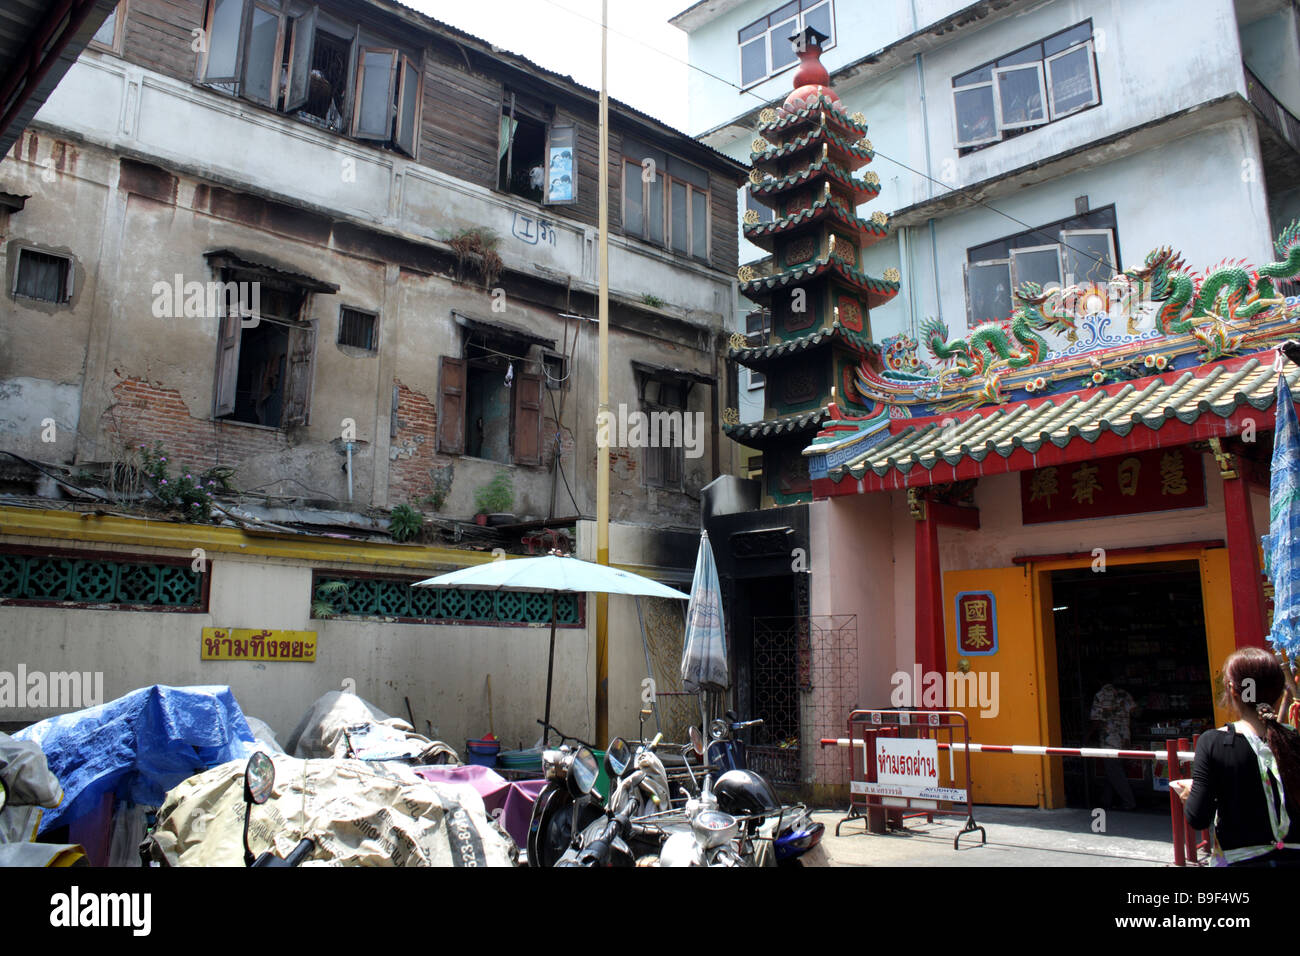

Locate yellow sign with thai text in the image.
[201,628,316,662]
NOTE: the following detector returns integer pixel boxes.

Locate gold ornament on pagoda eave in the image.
[759,108,777,125]
[729,331,747,350]
[737,265,755,282]
[722,407,740,425]
[743,209,760,225]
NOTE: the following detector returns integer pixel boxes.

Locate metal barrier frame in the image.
[830,708,986,850]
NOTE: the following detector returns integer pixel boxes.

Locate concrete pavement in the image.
[814,806,1179,866]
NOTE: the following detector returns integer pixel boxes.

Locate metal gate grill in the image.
[750,615,805,784]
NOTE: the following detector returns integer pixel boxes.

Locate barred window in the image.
[338,307,378,351]
[13,249,72,303]
[312,572,584,627]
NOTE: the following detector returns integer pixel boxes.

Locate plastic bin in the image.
[465,738,501,767]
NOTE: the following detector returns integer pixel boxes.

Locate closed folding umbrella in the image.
[1264,361,1300,656]
[414,554,688,743]
[681,530,728,693]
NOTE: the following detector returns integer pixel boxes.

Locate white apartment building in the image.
[673,0,1300,426]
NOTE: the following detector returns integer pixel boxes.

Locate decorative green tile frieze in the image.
[0,551,203,609]
[311,572,581,627]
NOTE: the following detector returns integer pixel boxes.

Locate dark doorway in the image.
[738,574,800,784]
[1051,560,1214,810]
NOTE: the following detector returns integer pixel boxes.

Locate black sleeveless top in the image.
[1184,724,1300,852]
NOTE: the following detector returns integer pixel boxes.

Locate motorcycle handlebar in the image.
[284,838,314,866]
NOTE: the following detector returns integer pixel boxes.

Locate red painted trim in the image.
[914,515,945,674]
[927,500,980,530]
[1010,540,1226,565]
[814,403,1272,496]
[1222,474,1267,649]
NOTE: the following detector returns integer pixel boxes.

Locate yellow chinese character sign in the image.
[1020,448,1204,524]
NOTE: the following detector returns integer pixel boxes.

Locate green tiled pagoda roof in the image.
[743,195,888,250]
[758,97,868,139]
[748,158,880,203]
[740,254,901,307]
[752,126,873,169]
[729,321,875,369]
[821,356,1294,482]
[725,409,829,445]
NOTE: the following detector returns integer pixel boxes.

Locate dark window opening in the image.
[499,111,547,202]
[542,352,568,390]
[296,28,351,131]
[228,319,290,427]
[14,249,72,303]
[213,270,316,428]
[338,306,377,350]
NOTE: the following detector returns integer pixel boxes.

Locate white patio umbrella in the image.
[414,554,688,744]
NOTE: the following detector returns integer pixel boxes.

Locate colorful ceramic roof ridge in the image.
[804,353,1295,488]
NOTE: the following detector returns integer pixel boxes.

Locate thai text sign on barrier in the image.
[850,737,968,803]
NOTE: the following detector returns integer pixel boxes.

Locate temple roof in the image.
[725,409,829,446]
[729,321,874,369]
[740,254,900,308]
[743,194,889,252]
[751,126,874,173]
[759,96,868,139]
[749,158,880,205]
[806,353,1295,490]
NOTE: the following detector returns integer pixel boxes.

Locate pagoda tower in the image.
[725,26,900,505]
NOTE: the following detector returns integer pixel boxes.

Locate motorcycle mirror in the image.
[689,726,704,757]
[0,778,6,814]
[243,752,275,806]
[567,747,600,798]
[605,737,631,778]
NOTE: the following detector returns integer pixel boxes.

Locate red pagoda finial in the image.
[783,25,839,112]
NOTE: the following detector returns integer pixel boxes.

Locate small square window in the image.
[13,249,73,303]
[338,307,377,351]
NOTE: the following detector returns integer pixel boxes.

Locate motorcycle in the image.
[701,714,825,866]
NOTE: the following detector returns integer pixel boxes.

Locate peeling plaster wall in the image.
[1,69,732,527]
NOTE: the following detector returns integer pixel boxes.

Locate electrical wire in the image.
[532,0,1119,277]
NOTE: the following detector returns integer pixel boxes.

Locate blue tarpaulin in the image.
[14,685,256,832]
[1264,365,1300,656]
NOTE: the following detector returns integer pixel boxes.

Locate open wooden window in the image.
[353,47,396,140]
[201,0,249,86]
[512,372,543,466]
[437,356,467,454]
[394,56,420,157]
[211,269,321,428]
[241,2,283,106]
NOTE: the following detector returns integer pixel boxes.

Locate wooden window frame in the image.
[621,161,711,262]
[12,246,74,304]
[337,305,379,351]
[211,268,317,428]
[89,1,128,55]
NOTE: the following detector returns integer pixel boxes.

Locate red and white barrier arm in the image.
[818,738,1195,762]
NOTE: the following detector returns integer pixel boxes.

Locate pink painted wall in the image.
[809,451,1268,784]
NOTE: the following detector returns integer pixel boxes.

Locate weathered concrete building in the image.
[0,0,746,750]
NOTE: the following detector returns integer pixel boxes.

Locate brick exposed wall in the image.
[388,379,438,504]
[106,376,288,472]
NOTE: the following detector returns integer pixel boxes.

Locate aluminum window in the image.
[951,20,1098,152]
[739,0,835,88]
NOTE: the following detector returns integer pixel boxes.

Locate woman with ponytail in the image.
[1181,647,1300,866]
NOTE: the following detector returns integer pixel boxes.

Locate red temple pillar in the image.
[1222,470,1267,649]
[914,506,946,675]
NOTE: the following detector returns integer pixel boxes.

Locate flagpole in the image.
[595,0,611,745]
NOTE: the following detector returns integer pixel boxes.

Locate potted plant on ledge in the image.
[474,469,515,526]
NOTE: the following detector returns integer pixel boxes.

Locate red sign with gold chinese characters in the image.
[955,591,998,656]
[1020,447,1205,524]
